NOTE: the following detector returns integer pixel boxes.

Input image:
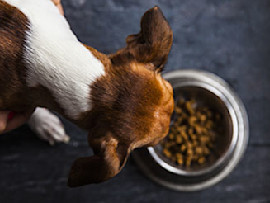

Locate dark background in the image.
[1,0,270,202]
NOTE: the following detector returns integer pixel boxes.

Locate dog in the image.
[0,0,174,187]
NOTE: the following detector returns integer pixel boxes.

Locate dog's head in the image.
[68,7,173,187]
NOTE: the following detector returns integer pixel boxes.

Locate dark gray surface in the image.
[0,0,270,202]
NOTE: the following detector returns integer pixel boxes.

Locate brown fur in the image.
[68,7,174,187]
[0,2,174,187]
[110,7,173,72]
[0,1,79,118]
[0,1,31,112]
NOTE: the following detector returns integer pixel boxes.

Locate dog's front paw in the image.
[28,107,70,145]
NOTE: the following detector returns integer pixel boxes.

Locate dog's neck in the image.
[4,0,106,120]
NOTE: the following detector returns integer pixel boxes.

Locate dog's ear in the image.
[110,6,173,72]
[68,132,130,187]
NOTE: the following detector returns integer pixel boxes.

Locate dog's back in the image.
[0,0,105,114]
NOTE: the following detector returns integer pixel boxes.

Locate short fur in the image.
[68,7,174,187]
[0,0,174,187]
[3,0,105,119]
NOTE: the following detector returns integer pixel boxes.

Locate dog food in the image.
[162,97,221,167]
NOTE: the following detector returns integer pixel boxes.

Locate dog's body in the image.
[0,0,174,187]
[0,0,105,119]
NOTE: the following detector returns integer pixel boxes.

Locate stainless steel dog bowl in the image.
[132,69,249,191]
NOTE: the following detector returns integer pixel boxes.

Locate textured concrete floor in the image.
[0,0,270,202]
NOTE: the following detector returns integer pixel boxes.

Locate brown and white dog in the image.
[0,0,174,187]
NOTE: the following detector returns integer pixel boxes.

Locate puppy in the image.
[0,0,174,187]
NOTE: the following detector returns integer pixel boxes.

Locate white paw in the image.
[28,107,70,145]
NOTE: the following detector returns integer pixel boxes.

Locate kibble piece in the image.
[200,135,209,143]
[202,127,208,134]
[190,133,197,140]
[176,153,182,159]
[175,107,182,114]
[203,147,210,155]
[188,128,194,135]
[186,101,194,114]
[176,154,183,164]
[196,147,203,154]
[177,98,185,106]
[187,148,193,155]
[181,125,187,131]
[195,124,203,134]
[176,136,182,144]
[192,139,198,146]
[200,114,207,121]
[181,132,188,140]
[188,116,197,125]
[168,133,174,139]
[163,148,171,158]
[181,144,187,152]
[186,157,192,167]
[198,157,206,165]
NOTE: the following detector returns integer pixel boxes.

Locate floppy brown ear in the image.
[111,6,173,72]
[68,133,130,187]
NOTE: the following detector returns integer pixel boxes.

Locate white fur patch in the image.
[28,107,70,145]
[3,0,105,119]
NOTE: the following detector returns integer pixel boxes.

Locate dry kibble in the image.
[201,114,207,121]
[182,132,188,140]
[195,124,203,134]
[177,154,183,164]
[168,133,174,139]
[188,128,194,135]
[181,125,187,131]
[190,134,197,140]
[181,144,187,152]
[186,101,194,114]
[188,116,197,125]
[176,136,182,144]
[200,135,208,143]
[198,157,206,165]
[175,107,182,114]
[203,147,210,154]
[176,153,182,159]
[162,97,221,168]
[196,147,203,154]
[163,148,171,158]
[187,148,193,155]
[192,139,198,146]
[177,98,185,106]
[202,127,208,134]
[186,157,192,167]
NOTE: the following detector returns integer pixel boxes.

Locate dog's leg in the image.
[28,107,70,145]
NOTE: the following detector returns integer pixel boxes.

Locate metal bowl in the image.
[132,69,249,191]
